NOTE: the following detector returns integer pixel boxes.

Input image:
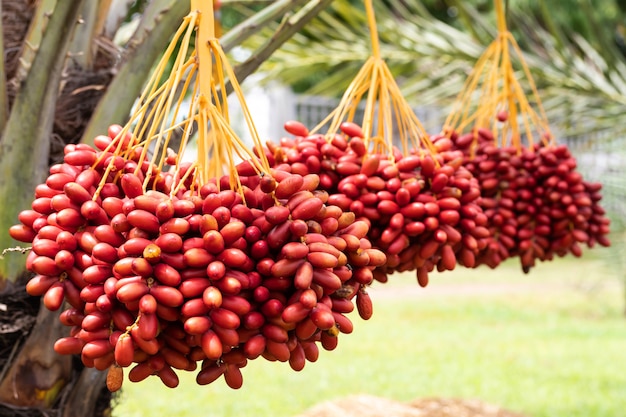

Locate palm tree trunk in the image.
[0,0,85,286]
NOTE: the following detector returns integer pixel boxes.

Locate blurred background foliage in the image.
[229,0,626,139]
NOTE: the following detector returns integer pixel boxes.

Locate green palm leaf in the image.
[238,0,626,139]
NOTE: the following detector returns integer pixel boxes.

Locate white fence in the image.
[233,82,446,145]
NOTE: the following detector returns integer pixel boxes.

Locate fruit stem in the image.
[494,0,507,33]
[191,0,219,186]
[191,0,215,108]
[364,0,381,59]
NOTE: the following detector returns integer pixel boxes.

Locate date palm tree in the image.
[241,0,626,294]
[0,0,329,415]
[1,1,625,415]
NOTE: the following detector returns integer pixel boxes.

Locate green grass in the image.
[112,256,626,417]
